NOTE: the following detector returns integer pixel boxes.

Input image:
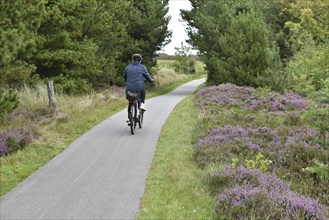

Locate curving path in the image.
[0,78,205,220]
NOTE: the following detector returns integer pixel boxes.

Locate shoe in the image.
[140,103,146,111]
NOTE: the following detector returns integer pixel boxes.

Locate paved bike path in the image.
[0,78,205,220]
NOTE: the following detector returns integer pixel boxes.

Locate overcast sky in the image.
[161,0,197,55]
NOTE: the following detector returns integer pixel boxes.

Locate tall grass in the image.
[19,84,49,107]
[154,68,189,88]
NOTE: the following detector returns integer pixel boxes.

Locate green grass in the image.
[137,94,215,219]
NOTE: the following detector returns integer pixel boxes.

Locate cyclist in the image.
[123,54,154,111]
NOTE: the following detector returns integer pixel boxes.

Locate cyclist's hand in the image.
[152,80,159,87]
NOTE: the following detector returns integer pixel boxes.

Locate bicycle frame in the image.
[127,98,142,134]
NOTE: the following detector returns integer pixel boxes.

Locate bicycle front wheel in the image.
[129,103,136,135]
[133,102,138,130]
[138,110,144,128]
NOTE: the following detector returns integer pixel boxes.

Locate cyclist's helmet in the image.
[132,53,142,62]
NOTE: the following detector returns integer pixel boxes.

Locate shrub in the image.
[306,107,329,148]
[0,87,19,123]
[310,78,329,104]
[212,166,328,219]
[0,130,33,156]
[286,43,329,95]
[195,83,329,214]
[245,153,272,172]
[196,124,322,172]
[196,84,308,112]
[303,160,329,182]
[51,74,93,95]
[173,42,196,74]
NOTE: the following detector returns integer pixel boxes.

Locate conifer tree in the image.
[182,0,271,86]
[33,0,100,88]
[0,0,45,87]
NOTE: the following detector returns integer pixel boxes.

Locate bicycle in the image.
[126,90,144,135]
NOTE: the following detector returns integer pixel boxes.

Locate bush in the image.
[309,78,329,104]
[195,83,329,213]
[0,88,19,122]
[286,43,329,96]
[51,75,93,95]
[306,107,329,147]
[173,43,196,74]
[174,57,196,74]
[212,166,328,219]
[0,130,33,156]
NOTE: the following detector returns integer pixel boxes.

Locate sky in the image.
[161,0,198,55]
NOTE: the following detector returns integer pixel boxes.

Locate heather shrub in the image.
[196,125,324,173]
[283,111,303,126]
[194,83,329,216]
[196,83,308,112]
[211,166,328,220]
[0,130,33,156]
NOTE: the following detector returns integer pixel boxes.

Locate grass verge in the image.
[137,93,215,219]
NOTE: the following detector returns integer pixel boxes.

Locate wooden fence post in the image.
[47,81,57,111]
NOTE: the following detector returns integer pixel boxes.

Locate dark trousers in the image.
[140,89,145,103]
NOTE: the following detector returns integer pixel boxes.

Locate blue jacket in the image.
[123,61,153,91]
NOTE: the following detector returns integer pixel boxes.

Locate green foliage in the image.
[182,0,278,87]
[283,0,329,53]
[302,160,329,182]
[245,153,272,172]
[307,107,329,146]
[182,0,328,95]
[0,0,44,87]
[1,0,171,89]
[286,43,329,95]
[82,1,131,86]
[255,42,286,92]
[173,42,196,74]
[124,0,171,68]
[310,78,329,103]
[231,157,239,170]
[33,0,101,85]
[51,75,93,95]
[0,88,19,122]
[231,153,272,172]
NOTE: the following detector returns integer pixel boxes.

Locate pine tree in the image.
[182,0,272,87]
[125,0,172,68]
[0,0,45,87]
[32,0,101,90]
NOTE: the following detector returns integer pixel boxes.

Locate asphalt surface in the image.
[0,78,206,220]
